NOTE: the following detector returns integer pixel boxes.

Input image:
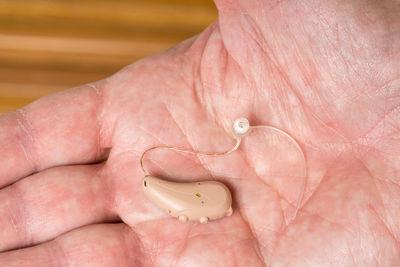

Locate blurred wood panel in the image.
[0,0,218,113]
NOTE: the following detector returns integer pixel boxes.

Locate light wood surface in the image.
[0,0,217,113]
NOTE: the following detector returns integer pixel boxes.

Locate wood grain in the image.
[0,0,217,113]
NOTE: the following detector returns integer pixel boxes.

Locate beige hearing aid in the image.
[140,117,307,223]
[142,175,233,223]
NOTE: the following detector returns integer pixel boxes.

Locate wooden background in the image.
[0,0,217,113]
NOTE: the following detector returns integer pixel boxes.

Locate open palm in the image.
[1,0,399,266]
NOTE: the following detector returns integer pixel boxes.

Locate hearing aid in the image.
[142,175,233,223]
[140,117,306,223]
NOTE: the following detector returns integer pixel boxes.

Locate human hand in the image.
[0,0,399,265]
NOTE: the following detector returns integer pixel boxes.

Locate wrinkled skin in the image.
[0,0,399,266]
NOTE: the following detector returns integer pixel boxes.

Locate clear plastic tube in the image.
[249,125,307,221]
[140,138,242,175]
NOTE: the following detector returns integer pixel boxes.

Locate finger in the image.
[0,83,110,188]
[0,163,118,252]
[0,223,142,267]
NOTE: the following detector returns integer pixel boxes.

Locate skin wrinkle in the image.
[105,152,172,221]
[4,192,20,250]
[295,146,345,213]
[316,20,348,95]
[104,102,125,152]
[9,182,32,249]
[122,224,144,266]
[238,15,263,89]
[354,143,399,176]
[186,229,241,240]
[316,16,348,87]
[163,101,217,178]
[358,104,400,143]
[177,40,196,93]
[215,21,257,105]
[307,208,357,236]
[162,103,194,150]
[18,143,31,170]
[357,138,382,158]
[252,213,285,236]
[267,150,346,260]
[190,55,205,112]
[373,166,400,188]
[313,207,356,234]
[87,83,107,161]
[237,149,304,263]
[269,209,356,266]
[163,104,212,170]
[236,211,267,266]
[151,157,177,178]
[345,237,358,267]
[240,13,272,66]
[136,123,167,146]
[359,156,390,219]
[104,157,125,216]
[383,105,400,134]
[387,117,400,137]
[357,156,400,243]
[308,108,348,141]
[16,109,34,142]
[287,15,328,100]
[185,231,264,266]
[297,162,350,226]
[133,220,183,257]
[133,216,260,265]
[335,9,362,81]
[369,206,400,251]
[105,66,141,150]
[150,227,178,252]
[241,12,312,137]
[379,76,400,94]
[369,228,384,267]
[355,78,385,102]
[233,153,279,262]
[194,24,217,115]
[129,227,158,265]
[144,234,161,265]
[194,28,253,140]
[238,18,274,100]
[15,109,38,174]
[96,164,117,219]
[256,6,287,70]
[51,238,70,267]
[374,212,400,259]
[170,224,193,267]
[240,144,295,217]
[356,93,394,137]
[111,97,154,148]
[338,28,362,90]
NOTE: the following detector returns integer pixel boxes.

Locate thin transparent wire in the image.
[250,125,307,221]
[140,138,242,176]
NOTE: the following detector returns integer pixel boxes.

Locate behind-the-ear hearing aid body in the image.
[140,117,306,224]
[142,175,232,223]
